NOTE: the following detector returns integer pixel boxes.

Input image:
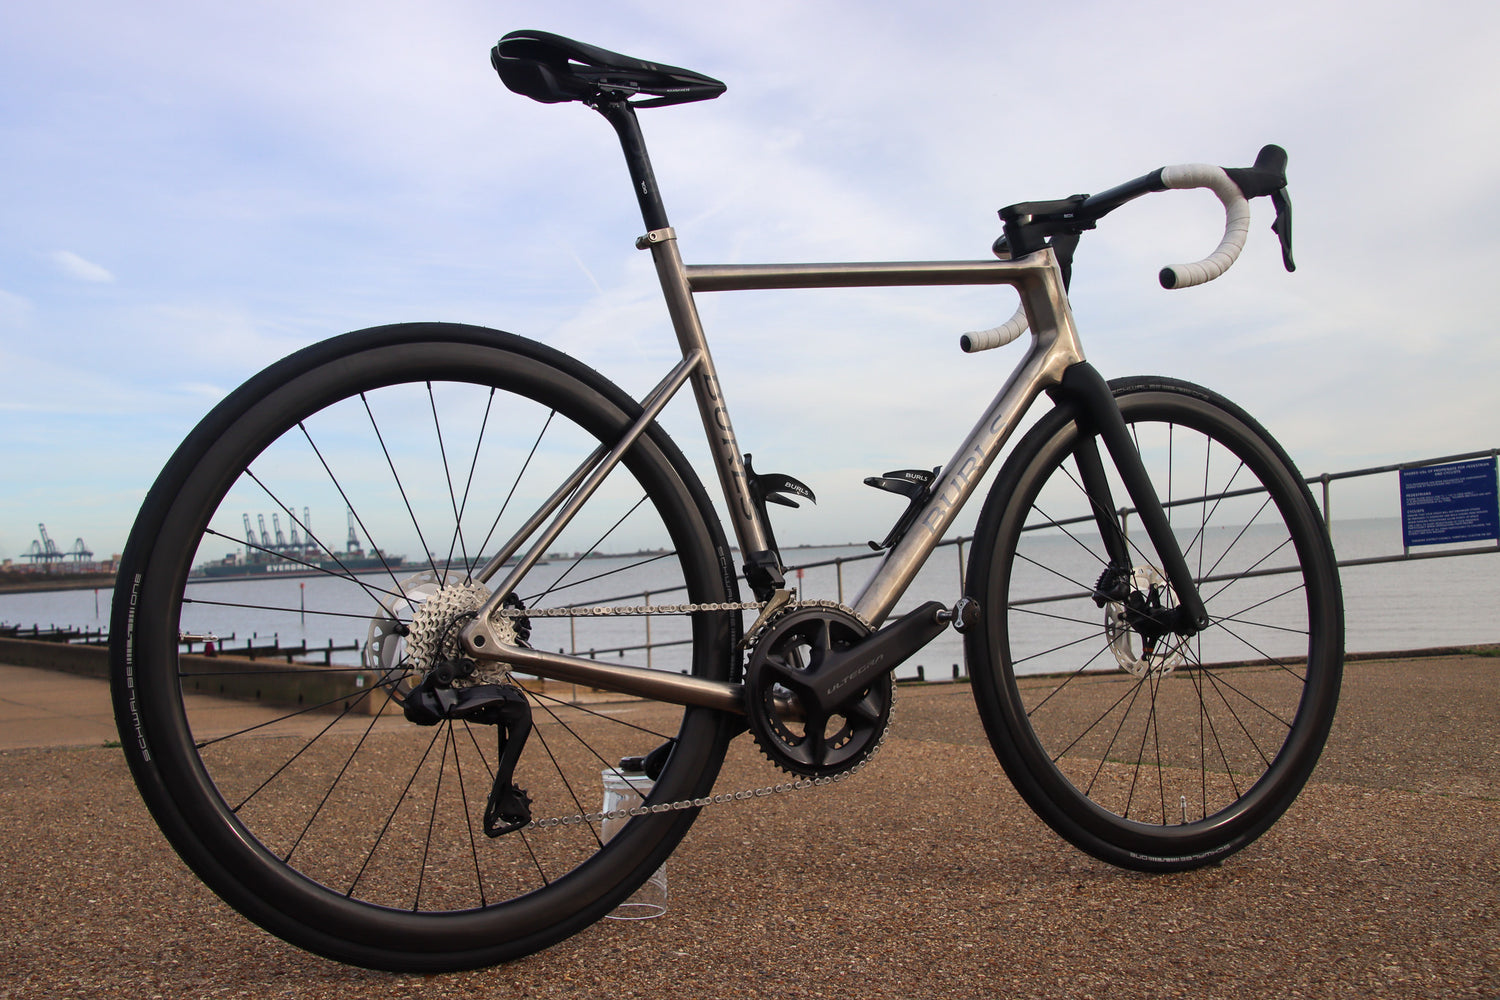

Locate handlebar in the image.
[961,145,1294,352]
[1156,163,1252,289]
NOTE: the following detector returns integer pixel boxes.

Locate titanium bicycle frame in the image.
[459,100,1206,713]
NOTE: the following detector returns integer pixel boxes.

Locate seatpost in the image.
[590,96,785,599]
[594,99,670,231]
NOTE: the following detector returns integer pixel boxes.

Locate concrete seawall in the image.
[0,636,366,713]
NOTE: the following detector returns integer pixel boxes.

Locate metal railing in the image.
[567,447,1499,668]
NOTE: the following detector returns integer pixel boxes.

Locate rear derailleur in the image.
[403,674,535,837]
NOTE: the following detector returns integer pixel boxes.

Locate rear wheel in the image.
[966,377,1342,870]
[110,323,739,970]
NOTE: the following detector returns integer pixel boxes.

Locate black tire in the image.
[965,377,1342,870]
[109,323,740,970]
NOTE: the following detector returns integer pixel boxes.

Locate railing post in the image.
[644,590,652,670]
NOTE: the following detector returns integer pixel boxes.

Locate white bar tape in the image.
[1158,163,1252,289]
[960,302,1029,353]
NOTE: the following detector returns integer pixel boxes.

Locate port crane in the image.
[23,524,65,569]
[20,524,92,570]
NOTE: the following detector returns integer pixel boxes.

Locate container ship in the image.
[192,509,404,581]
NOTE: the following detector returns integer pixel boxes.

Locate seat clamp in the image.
[636,227,677,250]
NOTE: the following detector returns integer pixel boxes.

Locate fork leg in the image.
[1054,362,1208,634]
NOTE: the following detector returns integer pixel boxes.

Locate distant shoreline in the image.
[0,573,116,595]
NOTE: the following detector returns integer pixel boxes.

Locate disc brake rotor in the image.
[1102,565,1186,678]
[365,571,519,686]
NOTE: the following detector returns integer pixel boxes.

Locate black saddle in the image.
[492,30,726,108]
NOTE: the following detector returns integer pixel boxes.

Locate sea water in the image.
[3,518,1495,680]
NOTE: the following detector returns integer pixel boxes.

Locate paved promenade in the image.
[1,654,1496,999]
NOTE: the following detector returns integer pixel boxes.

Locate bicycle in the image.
[109,30,1344,972]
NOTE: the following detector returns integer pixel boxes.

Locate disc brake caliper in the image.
[1094,563,1185,677]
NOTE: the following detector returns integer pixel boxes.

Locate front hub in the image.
[1100,565,1187,678]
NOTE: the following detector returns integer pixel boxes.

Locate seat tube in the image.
[595,98,775,569]
[642,231,772,561]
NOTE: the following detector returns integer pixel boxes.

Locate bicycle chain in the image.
[490,597,890,832]
[493,600,763,618]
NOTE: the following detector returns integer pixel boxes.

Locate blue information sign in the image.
[1400,457,1500,547]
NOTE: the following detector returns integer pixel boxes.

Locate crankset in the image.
[744,600,951,777]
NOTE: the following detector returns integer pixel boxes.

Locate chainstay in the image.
[490,597,888,832]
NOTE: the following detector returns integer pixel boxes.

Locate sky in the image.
[3,0,1499,559]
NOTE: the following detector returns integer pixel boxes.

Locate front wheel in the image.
[110,323,740,970]
[966,377,1343,870]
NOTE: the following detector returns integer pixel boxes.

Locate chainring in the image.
[744,604,892,778]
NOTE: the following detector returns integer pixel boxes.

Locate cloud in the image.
[0,290,31,327]
[2,0,1499,557]
[47,250,116,283]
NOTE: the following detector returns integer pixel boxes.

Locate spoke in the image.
[458,720,549,889]
[427,382,473,577]
[528,495,652,605]
[1202,534,1297,606]
[297,422,415,611]
[1151,672,1167,824]
[521,702,606,851]
[525,685,676,742]
[1198,673,1249,797]
[451,387,498,582]
[1011,544,1104,601]
[1195,658,1299,732]
[413,723,453,912]
[1193,664,1208,819]
[1057,445,1163,579]
[360,393,442,581]
[1046,669,1144,760]
[227,688,377,816]
[281,688,406,862]
[1122,675,1158,820]
[1014,626,1122,680]
[182,591,384,625]
[1198,493,1277,583]
[194,672,402,751]
[1080,677,1147,800]
[525,550,681,606]
[201,524,404,614]
[448,723,488,907]
[472,410,556,575]
[243,469,404,608]
[181,663,373,679]
[1211,616,1312,687]
[1009,600,1115,633]
[1037,460,1117,570]
[346,724,447,898]
[1205,579,1310,637]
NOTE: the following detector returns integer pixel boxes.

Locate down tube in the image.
[851,335,1078,627]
